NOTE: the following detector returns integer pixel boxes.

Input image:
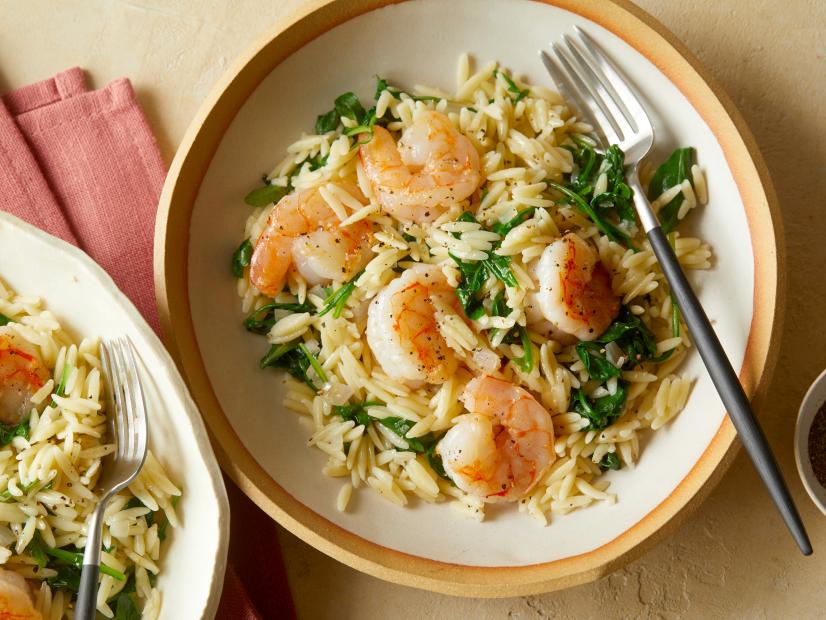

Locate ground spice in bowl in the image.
[808,401,826,488]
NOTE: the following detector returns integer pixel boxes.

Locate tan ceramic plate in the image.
[154,0,783,597]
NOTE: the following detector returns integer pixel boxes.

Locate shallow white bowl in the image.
[795,370,826,515]
[0,213,229,619]
[156,0,782,596]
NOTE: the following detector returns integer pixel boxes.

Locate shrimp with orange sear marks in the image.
[249,182,375,297]
[526,232,620,342]
[366,264,465,385]
[0,568,41,619]
[359,110,481,223]
[0,326,49,426]
[437,375,556,502]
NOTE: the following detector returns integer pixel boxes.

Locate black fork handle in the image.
[646,226,811,555]
[75,563,100,619]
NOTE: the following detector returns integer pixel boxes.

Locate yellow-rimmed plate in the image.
[155,0,782,596]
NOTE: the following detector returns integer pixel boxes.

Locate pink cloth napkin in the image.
[0,68,295,620]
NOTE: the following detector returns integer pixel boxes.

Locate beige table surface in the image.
[1,0,824,617]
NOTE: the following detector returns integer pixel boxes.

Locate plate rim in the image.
[0,212,231,617]
[153,0,784,597]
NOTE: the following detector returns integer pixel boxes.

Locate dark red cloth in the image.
[0,67,295,620]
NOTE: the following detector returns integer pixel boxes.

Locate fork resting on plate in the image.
[541,27,811,555]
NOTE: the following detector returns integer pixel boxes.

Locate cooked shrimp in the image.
[437,375,555,502]
[0,568,41,619]
[366,264,462,384]
[0,327,49,426]
[529,233,620,341]
[359,110,480,223]
[250,182,374,296]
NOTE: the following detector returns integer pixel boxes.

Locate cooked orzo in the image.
[233,55,710,524]
[0,279,180,619]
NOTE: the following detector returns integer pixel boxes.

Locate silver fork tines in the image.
[540,26,654,166]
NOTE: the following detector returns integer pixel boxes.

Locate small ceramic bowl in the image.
[795,369,826,515]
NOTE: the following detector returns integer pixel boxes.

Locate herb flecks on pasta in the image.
[234,54,710,524]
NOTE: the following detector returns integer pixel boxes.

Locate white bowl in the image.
[0,213,229,619]
[156,0,783,596]
[795,369,826,515]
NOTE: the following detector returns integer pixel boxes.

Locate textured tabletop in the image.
[1,1,823,617]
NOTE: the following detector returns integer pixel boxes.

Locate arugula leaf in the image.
[231,239,253,278]
[49,360,71,409]
[244,152,327,207]
[0,479,52,503]
[491,208,536,237]
[647,147,695,233]
[315,91,368,135]
[0,313,11,326]
[599,452,622,471]
[46,563,80,593]
[298,343,328,385]
[425,445,450,481]
[333,401,382,427]
[114,591,141,620]
[244,300,315,334]
[483,253,517,287]
[260,342,326,390]
[511,326,534,373]
[449,252,487,318]
[374,76,441,102]
[493,69,530,103]
[448,212,517,316]
[548,180,632,247]
[260,342,311,387]
[306,152,329,171]
[554,141,637,247]
[124,497,144,510]
[575,341,622,382]
[318,270,364,318]
[0,419,29,447]
[25,531,48,568]
[243,183,290,207]
[315,109,339,134]
[572,381,628,430]
[43,546,126,581]
[333,402,452,481]
[333,92,367,124]
[594,306,672,366]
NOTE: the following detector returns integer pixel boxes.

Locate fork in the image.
[75,337,149,619]
[540,27,812,555]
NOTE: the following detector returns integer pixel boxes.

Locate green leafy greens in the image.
[0,313,11,326]
[575,306,675,382]
[599,452,622,471]
[374,76,441,103]
[243,300,315,335]
[493,69,530,103]
[244,151,328,208]
[0,479,51,502]
[449,211,517,320]
[24,532,126,594]
[0,419,29,447]
[333,401,450,481]
[318,270,364,318]
[647,147,696,233]
[550,141,636,247]
[572,381,628,431]
[315,91,367,134]
[243,183,291,208]
[231,239,253,278]
[260,341,326,390]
